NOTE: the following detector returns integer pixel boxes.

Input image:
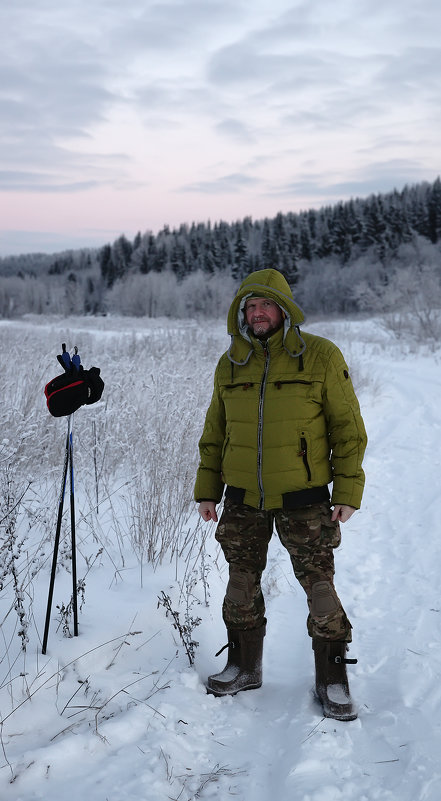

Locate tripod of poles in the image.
[42,343,104,654]
[42,344,82,655]
[42,413,78,655]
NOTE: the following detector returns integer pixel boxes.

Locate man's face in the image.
[244,297,284,338]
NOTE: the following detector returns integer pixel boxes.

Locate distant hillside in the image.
[1,178,440,278]
[1,178,440,323]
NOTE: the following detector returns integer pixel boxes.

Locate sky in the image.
[0,0,440,257]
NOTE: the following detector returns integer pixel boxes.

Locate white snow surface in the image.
[1,314,441,801]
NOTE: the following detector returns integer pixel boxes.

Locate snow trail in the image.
[190,330,441,801]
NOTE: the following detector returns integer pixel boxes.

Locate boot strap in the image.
[333,655,358,665]
[215,641,237,657]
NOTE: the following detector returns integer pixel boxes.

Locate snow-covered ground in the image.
[1,314,441,801]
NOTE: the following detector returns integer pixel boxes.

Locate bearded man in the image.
[194,268,367,721]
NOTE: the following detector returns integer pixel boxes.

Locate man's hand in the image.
[198,501,218,522]
[331,504,356,523]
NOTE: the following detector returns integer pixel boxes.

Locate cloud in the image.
[110,0,239,53]
[215,118,255,143]
[271,159,431,200]
[375,46,441,101]
[0,4,129,191]
[0,226,120,257]
[206,0,441,126]
[0,0,440,253]
[0,141,136,192]
[135,82,227,122]
[180,172,261,194]
[208,44,319,87]
[280,93,385,133]
[206,0,366,90]
[0,171,114,193]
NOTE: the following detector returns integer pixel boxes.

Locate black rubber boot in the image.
[313,639,358,721]
[207,624,265,696]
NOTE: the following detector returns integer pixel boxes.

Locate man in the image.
[194,268,367,721]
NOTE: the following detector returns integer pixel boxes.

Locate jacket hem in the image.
[282,485,330,509]
[225,484,330,510]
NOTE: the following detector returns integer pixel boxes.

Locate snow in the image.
[326,685,351,704]
[208,665,240,682]
[1,314,441,801]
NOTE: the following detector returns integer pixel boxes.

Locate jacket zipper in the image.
[299,436,312,482]
[257,344,270,509]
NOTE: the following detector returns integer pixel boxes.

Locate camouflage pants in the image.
[215,500,352,642]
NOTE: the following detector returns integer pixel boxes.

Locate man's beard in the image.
[250,321,283,339]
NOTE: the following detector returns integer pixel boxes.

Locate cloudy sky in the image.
[1,0,440,256]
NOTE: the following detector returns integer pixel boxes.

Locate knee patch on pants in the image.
[311,580,340,617]
[227,571,255,605]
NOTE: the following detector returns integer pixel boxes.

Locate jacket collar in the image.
[227,324,306,366]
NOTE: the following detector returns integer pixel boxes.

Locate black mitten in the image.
[84,367,104,405]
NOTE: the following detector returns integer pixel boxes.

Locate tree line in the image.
[1,177,440,321]
[96,177,441,288]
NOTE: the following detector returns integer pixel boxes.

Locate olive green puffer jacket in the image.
[194,269,367,511]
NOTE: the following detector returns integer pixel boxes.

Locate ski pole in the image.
[69,345,79,636]
[42,414,72,655]
[42,344,98,653]
[69,421,78,637]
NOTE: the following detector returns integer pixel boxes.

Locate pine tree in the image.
[261,219,278,267]
[232,227,248,280]
[112,235,133,280]
[99,244,114,287]
[361,195,388,259]
[299,220,312,261]
[428,177,441,243]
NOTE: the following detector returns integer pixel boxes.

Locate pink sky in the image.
[1,0,440,256]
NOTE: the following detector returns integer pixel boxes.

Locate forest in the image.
[1,177,441,328]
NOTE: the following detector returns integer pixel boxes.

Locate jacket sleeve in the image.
[194,364,226,503]
[322,346,367,509]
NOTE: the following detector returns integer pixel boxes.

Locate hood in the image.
[227,269,306,366]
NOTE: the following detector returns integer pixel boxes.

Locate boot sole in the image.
[206,681,262,697]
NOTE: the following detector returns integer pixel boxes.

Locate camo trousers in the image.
[215,499,352,642]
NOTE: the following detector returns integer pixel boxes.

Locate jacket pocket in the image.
[274,379,312,389]
[299,434,312,482]
[223,382,254,390]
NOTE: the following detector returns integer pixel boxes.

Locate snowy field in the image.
[0,313,441,801]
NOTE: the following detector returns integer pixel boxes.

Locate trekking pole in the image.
[42,346,81,653]
[43,344,104,653]
[42,414,72,655]
[68,345,80,638]
[69,419,78,637]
